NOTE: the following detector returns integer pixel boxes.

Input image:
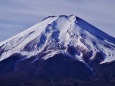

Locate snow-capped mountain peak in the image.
[0,15,115,64]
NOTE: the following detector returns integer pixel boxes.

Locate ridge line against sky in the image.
[0,0,115,42]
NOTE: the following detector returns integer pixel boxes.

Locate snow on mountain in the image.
[0,15,115,64]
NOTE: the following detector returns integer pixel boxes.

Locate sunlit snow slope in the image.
[0,15,115,64]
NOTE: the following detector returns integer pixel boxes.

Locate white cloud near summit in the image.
[0,0,115,41]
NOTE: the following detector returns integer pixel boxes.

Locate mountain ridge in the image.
[0,15,115,86]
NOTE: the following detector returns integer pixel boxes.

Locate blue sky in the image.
[0,0,115,42]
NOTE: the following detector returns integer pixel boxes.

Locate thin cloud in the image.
[0,0,115,42]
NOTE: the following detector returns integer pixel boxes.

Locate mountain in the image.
[0,15,115,86]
